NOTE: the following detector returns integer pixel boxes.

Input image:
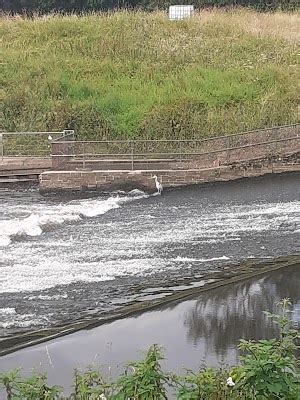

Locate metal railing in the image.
[0,130,74,160]
[51,124,300,170]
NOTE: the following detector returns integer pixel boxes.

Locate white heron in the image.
[48,135,53,141]
[152,175,163,195]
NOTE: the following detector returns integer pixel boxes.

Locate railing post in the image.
[0,133,3,161]
[227,135,232,164]
[51,141,61,169]
[131,141,134,171]
[82,142,86,169]
[179,140,182,163]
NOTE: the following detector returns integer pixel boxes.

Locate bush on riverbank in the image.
[1,299,299,399]
[1,10,299,139]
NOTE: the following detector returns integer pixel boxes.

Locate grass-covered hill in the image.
[1,10,299,139]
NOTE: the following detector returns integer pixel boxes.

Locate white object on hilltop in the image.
[153,175,163,195]
[169,5,194,21]
[226,377,235,387]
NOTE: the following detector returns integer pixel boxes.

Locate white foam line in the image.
[173,256,230,262]
[0,190,149,247]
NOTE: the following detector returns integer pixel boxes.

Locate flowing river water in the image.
[0,264,299,394]
[0,173,299,386]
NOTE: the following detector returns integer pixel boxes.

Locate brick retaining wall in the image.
[39,158,300,194]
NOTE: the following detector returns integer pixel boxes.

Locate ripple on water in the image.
[0,174,299,335]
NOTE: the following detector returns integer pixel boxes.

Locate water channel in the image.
[0,265,299,394]
[0,172,299,390]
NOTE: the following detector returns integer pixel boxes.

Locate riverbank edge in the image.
[1,254,299,357]
[39,164,300,194]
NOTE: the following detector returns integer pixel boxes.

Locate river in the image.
[0,265,299,394]
[0,172,299,339]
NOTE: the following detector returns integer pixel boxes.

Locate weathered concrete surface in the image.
[0,157,51,169]
[0,157,51,182]
[39,158,300,194]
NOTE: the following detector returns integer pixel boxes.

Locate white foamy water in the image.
[174,256,230,262]
[0,190,148,248]
[0,307,16,316]
[1,198,299,293]
[0,175,300,335]
[0,257,173,293]
[0,307,50,330]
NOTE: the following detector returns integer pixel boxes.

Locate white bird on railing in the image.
[48,135,53,141]
[152,175,163,195]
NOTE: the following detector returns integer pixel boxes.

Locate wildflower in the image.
[226,377,235,387]
[99,394,107,400]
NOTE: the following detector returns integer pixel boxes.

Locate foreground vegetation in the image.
[1,10,299,139]
[1,299,299,399]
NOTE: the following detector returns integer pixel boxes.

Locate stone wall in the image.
[39,156,300,194]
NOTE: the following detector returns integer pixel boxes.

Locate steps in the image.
[0,169,44,183]
[0,157,52,184]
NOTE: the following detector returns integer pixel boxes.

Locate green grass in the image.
[1,300,299,399]
[1,9,299,139]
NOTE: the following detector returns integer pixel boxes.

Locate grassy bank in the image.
[1,10,299,139]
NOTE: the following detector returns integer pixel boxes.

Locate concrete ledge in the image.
[39,163,300,194]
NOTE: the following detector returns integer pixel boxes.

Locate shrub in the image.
[236,298,300,399]
[114,344,169,399]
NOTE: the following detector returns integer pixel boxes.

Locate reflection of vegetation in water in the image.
[183,267,300,357]
[1,300,299,399]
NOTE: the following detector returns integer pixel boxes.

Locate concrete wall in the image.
[39,156,300,194]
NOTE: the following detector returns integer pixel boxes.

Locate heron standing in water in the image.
[153,175,163,195]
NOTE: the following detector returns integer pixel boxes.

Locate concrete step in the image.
[66,161,176,171]
[0,176,38,183]
[0,157,51,170]
[0,168,46,177]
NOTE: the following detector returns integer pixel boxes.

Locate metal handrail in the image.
[51,135,300,158]
[51,135,300,172]
[52,123,299,145]
[0,131,66,136]
[52,130,75,142]
[0,130,74,160]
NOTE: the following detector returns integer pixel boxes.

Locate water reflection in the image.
[0,266,299,393]
[184,266,300,357]
[1,173,299,336]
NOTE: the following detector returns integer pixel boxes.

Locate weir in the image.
[1,164,299,392]
[1,254,299,357]
[1,124,299,190]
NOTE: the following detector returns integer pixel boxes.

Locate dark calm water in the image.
[0,173,299,338]
[0,265,299,394]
